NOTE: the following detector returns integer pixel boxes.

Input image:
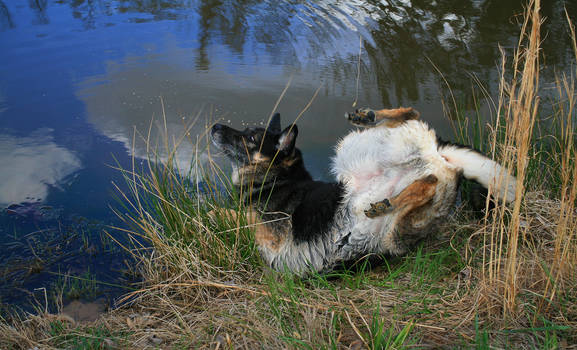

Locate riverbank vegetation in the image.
[1,0,576,348]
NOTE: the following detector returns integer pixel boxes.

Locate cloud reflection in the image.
[0,129,82,207]
[75,45,374,179]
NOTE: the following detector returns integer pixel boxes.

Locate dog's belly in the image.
[334,124,438,213]
[348,167,406,214]
[329,120,460,260]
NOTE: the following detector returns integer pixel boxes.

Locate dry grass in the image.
[1,0,577,349]
[475,0,577,329]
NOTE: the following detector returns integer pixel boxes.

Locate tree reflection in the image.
[0,1,14,30]
[5,0,577,107]
[97,0,577,106]
[65,0,115,29]
[28,0,49,25]
[362,0,575,106]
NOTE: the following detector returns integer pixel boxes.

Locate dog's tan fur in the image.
[350,107,420,128]
[209,208,286,253]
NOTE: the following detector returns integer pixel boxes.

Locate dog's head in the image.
[211,113,302,185]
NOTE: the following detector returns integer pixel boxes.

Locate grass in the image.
[47,320,129,349]
[50,269,101,303]
[1,0,577,348]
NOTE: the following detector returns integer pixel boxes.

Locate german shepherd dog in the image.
[210,107,516,274]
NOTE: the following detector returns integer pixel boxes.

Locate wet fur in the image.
[211,109,516,274]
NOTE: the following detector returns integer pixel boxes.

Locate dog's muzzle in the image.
[210,123,247,163]
[210,123,226,147]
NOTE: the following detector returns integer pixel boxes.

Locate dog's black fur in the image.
[211,114,345,246]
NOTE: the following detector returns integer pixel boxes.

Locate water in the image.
[1,0,575,309]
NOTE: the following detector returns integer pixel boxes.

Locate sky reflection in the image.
[0,129,81,207]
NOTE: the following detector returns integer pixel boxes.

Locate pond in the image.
[0,0,575,310]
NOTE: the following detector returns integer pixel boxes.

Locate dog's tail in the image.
[439,144,517,203]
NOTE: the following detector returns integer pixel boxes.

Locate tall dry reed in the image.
[480,0,577,326]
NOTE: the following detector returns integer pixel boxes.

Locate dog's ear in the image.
[277,124,298,154]
[267,113,281,134]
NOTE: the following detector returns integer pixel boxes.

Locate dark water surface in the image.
[1,0,575,309]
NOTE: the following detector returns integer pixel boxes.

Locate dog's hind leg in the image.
[364,174,438,218]
[364,174,440,255]
[346,107,420,128]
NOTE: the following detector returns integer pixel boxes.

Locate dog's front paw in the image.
[364,198,392,218]
[345,108,377,127]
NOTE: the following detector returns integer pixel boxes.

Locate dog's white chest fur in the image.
[329,121,458,258]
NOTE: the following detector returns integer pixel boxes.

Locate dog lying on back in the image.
[210,107,516,273]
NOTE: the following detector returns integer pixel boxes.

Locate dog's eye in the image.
[248,135,256,143]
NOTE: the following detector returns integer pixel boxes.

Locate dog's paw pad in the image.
[346,108,376,127]
[364,198,392,218]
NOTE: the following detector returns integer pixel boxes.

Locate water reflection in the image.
[61,0,573,107]
[4,0,575,108]
[0,90,7,114]
[0,0,13,30]
[75,53,370,179]
[0,129,81,207]
[28,0,48,25]
[1,0,576,308]
[66,0,576,178]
